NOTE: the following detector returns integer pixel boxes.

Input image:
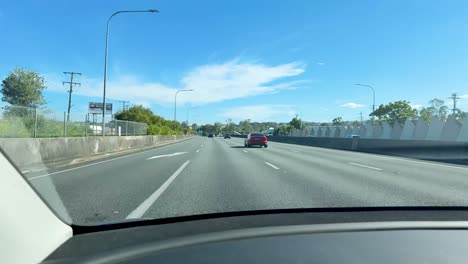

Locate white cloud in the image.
[221,105,297,122]
[340,102,365,109]
[410,104,423,110]
[45,59,306,107]
[460,94,468,99]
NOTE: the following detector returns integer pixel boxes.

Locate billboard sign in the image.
[88,102,112,115]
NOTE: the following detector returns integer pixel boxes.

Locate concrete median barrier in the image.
[0,135,192,167]
[265,135,468,164]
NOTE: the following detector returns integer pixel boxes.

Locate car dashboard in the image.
[44,208,468,263]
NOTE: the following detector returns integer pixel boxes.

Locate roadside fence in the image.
[0,104,147,138]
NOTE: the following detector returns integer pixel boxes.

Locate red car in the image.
[244,132,268,148]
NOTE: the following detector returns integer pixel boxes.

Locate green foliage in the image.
[289,117,302,129]
[223,120,237,134]
[452,109,467,121]
[238,119,254,133]
[198,120,284,135]
[332,117,344,126]
[352,120,361,127]
[115,105,182,135]
[370,100,417,126]
[114,105,154,124]
[213,122,223,135]
[0,110,89,138]
[1,68,47,107]
[276,125,295,135]
[198,124,215,134]
[419,98,449,123]
[419,107,432,123]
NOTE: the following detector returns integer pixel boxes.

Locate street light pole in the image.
[173,90,193,135]
[355,84,376,113]
[174,89,194,124]
[101,9,159,136]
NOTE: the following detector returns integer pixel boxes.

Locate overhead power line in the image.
[448,93,461,115]
[63,72,81,122]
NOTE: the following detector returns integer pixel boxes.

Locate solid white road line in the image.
[370,155,468,170]
[146,152,188,160]
[196,149,200,153]
[289,149,300,153]
[126,160,190,219]
[243,150,248,153]
[28,139,197,180]
[349,162,382,171]
[272,141,468,170]
[29,149,157,180]
[265,162,280,170]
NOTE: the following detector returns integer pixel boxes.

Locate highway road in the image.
[27,136,468,225]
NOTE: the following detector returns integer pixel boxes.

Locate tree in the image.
[370,101,417,126]
[213,122,223,135]
[451,109,467,121]
[223,119,237,134]
[114,105,154,124]
[114,105,182,135]
[332,117,344,126]
[419,98,449,123]
[1,68,47,107]
[238,119,253,134]
[289,117,302,130]
[419,107,432,123]
[352,120,360,127]
[277,125,295,135]
[181,121,191,135]
[199,124,215,135]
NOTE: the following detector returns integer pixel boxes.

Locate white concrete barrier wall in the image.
[0,135,192,167]
[294,115,467,141]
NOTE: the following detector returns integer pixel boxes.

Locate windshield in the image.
[1,0,468,226]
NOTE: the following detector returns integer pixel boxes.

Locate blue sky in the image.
[1,0,468,124]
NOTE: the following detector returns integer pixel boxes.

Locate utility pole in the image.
[360,112,363,124]
[300,112,303,130]
[118,100,130,111]
[448,93,461,115]
[63,72,81,122]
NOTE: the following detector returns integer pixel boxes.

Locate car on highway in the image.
[245,132,268,148]
[5,1,468,263]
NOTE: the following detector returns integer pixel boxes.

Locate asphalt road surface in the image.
[27,136,468,225]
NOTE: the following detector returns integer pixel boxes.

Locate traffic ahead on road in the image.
[3,1,468,262]
[23,136,468,225]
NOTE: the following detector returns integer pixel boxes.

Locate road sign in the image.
[88,102,112,115]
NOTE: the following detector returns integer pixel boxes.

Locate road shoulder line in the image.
[349,162,382,171]
[28,137,195,180]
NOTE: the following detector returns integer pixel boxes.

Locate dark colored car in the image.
[244,132,268,148]
[224,134,231,139]
[208,134,214,138]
